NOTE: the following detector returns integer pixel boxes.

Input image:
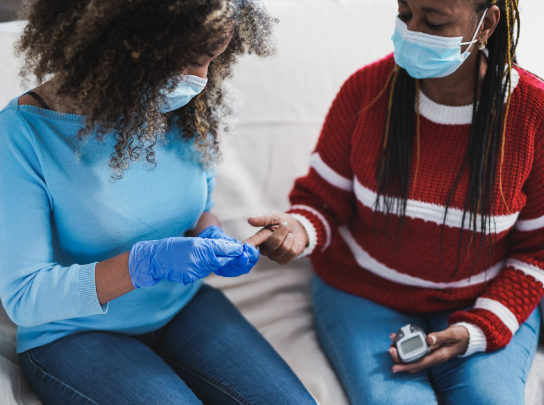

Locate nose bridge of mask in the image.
[399,8,488,53]
[179,74,208,90]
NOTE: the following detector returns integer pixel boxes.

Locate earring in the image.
[479,39,488,51]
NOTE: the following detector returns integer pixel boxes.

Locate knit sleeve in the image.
[288,72,362,256]
[449,119,544,355]
[0,111,108,328]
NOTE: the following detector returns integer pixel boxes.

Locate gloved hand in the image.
[198,225,239,243]
[129,236,254,288]
[198,226,260,277]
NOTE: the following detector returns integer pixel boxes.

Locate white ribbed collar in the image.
[418,68,520,125]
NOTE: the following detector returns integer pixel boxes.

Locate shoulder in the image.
[337,53,396,106]
[513,66,544,117]
[344,54,396,90]
[0,99,40,162]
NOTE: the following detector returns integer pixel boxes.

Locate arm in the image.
[0,114,254,327]
[97,211,222,304]
[447,120,544,354]
[247,71,364,261]
[0,113,108,327]
[389,120,544,374]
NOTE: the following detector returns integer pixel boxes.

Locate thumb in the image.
[248,213,283,228]
[427,331,447,348]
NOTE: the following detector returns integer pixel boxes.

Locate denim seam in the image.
[165,359,252,405]
[430,374,451,405]
[25,351,100,405]
[313,308,355,394]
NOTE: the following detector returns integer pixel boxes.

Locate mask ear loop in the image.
[460,9,489,56]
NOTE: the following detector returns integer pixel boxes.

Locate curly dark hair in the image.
[17,0,277,177]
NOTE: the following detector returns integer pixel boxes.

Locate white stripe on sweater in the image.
[506,259,544,285]
[309,152,519,234]
[309,153,353,192]
[353,179,519,234]
[516,215,544,232]
[474,297,519,335]
[291,204,332,250]
[339,226,502,289]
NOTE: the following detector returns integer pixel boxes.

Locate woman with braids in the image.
[247,0,544,403]
[0,1,318,404]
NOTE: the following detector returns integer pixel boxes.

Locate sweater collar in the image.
[418,67,520,125]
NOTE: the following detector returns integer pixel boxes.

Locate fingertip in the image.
[248,214,264,226]
[243,242,260,262]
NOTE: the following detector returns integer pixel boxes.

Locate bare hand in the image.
[388,326,469,374]
[245,213,309,265]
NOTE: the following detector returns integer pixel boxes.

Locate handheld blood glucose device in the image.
[394,324,431,364]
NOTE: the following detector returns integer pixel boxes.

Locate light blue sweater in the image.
[0,98,215,353]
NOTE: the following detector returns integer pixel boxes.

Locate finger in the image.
[243,243,260,263]
[392,347,451,374]
[427,328,458,349]
[248,213,284,228]
[260,224,290,256]
[278,238,306,264]
[390,333,396,342]
[269,233,295,261]
[206,239,243,257]
[388,347,402,364]
[244,228,274,248]
[273,234,299,264]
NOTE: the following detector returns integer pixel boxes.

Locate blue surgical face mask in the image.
[158,74,208,113]
[392,10,488,79]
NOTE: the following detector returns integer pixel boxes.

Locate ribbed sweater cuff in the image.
[73,263,109,317]
[452,322,487,357]
[291,213,318,258]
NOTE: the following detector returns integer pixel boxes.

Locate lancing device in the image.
[394,324,431,364]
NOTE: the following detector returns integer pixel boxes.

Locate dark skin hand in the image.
[388,326,469,374]
[247,0,500,372]
[19,37,233,305]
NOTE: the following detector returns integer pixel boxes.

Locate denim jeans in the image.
[20,285,317,405]
[312,276,540,405]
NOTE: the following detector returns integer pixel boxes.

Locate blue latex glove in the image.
[198,226,260,277]
[129,237,251,288]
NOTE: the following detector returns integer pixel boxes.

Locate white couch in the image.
[1,1,544,404]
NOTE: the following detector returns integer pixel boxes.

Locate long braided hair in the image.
[371,0,520,275]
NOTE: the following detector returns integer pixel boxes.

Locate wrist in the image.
[128,240,162,289]
[452,322,487,357]
[290,214,317,258]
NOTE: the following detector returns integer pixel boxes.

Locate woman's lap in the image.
[312,275,540,405]
[21,284,316,405]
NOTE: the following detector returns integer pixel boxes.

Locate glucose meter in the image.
[394,324,431,364]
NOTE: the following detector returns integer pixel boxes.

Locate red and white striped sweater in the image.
[288,54,544,356]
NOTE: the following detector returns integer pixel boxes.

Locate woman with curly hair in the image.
[0,0,317,404]
[248,0,544,403]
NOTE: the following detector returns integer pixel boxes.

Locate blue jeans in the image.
[20,285,316,405]
[312,276,540,405]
